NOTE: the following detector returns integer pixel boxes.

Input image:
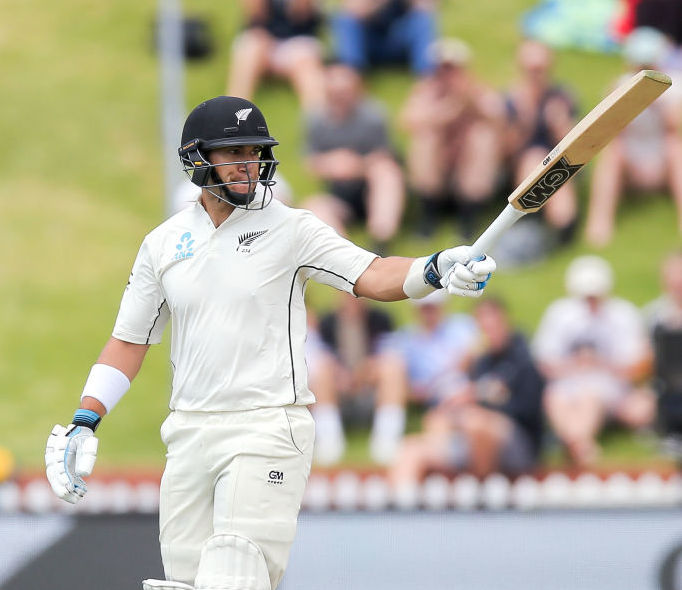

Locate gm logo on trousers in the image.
[268,470,284,485]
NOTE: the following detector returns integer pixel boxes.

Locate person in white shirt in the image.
[533,255,654,466]
[44,96,497,590]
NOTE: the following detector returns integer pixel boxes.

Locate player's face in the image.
[208,145,262,194]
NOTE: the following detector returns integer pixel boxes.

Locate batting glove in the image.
[426,246,497,298]
[45,411,100,504]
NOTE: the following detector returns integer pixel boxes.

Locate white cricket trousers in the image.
[158,405,315,589]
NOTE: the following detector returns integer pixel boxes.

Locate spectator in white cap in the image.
[585,26,682,247]
[532,255,655,465]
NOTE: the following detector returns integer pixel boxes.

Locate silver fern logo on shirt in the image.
[237,229,268,253]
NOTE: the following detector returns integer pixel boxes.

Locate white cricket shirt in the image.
[112,199,377,411]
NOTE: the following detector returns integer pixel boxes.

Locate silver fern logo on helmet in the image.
[235,108,252,123]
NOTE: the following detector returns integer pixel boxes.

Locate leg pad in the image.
[194,533,271,590]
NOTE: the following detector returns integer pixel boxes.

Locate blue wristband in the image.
[72,409,102,432]
[423,251,444,289]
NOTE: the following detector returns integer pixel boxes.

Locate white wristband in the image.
[402,256,435,299]
[81,363,131,414]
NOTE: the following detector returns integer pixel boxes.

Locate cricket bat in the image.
[469,69,672,258]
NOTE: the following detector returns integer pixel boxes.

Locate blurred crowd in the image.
[216,0,682,477]
[307,251,682,482]
[213,0,682,259]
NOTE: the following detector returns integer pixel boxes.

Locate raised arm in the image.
[354,256,414,301]
[354,247,497,302]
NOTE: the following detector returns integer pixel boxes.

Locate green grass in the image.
[1,0,679,472]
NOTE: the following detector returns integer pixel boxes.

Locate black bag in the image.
[153,16,214,61]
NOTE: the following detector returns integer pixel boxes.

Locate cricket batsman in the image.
[45,96,496,590]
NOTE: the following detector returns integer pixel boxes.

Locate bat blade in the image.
[509,69,671,213]
[470,70,672,257]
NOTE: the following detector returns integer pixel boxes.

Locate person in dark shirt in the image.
[227,0,326,110]
[389,297,544,489]
[469,301,545,459]
[502,39,579,250]
[644,251,682,440]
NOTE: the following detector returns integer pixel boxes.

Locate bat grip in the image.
[470,204,527,259]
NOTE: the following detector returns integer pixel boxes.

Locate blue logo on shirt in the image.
[175,232,194,260]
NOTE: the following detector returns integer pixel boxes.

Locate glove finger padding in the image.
[75,436,99,477]
[451,264,478,283]
[443,267,487,297]
[467,255,496,279]
[45,425,70,500]
[446,284,486,298]
[45,424,97,504]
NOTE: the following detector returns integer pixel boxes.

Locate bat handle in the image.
[470,204,527,259]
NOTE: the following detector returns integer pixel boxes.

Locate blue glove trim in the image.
[72,409,101,432]
[423,251,444,289]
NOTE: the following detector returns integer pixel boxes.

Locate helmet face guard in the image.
[179,140,278,209]
[178,97,280,210]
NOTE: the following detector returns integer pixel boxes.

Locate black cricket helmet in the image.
[178,96,279,209]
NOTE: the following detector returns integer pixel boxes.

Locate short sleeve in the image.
[112,239,169,345]
[294,210,377,295]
